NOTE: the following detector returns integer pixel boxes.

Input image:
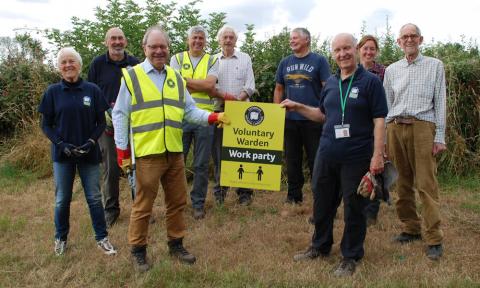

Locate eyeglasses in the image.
[146,45,168,51]
[400,34,420,41]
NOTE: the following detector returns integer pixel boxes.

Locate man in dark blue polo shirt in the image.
[88,27,140,227]
[282,33,387,277]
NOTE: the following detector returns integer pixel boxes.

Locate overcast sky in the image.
[1,0,479,45]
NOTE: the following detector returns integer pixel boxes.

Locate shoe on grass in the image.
[54,239,67,256]
[97,237,117,255]
[333,258,357,277]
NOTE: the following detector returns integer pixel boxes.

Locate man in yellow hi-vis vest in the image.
[170,25,219,220]
[112,25,228,272]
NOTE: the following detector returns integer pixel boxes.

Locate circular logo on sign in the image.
[244,106,264,126]
[166,79,175,88]
[182,63,191,70]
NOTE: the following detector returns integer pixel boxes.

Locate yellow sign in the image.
[220,102,285,191]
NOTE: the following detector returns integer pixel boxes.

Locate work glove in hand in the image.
[223,92,237,101]
[116,147,132,173]
[357,171,378,200]
[57,142,76,157]
[208,112,230,128]
[73,139,95,156]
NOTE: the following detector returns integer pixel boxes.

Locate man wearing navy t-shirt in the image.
[274,27,330,204]
[88,27,140,227]
[282,33,387,276]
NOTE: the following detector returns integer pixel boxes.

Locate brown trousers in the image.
[128,153,187,246]
[387,120,443,245]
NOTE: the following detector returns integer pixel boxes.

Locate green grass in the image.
[0,214,26,234]
[438,173,480,193]
[0,163,38,195]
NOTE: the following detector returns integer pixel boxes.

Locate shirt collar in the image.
[220,49,238,59]
[105,51,129,65]
[335,64,365,80]
[401,53,424,67]
[60,78,85,90]
[142,59,166,75]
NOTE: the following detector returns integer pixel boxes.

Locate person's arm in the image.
[280,99,325,123]
[184,88,210,126]
[370,117,385,175]
[185,75,217,95]
[112,78,131,150]
[273,83,284,104]
[240,55,255,101]
[89,87,107,142]
[87,59,96,83]
[432,61,447,155]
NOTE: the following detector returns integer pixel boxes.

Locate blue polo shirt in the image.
[38,79,109,163]
[318,65,388,163]
[275,52,331,120]
[87,52,140,105]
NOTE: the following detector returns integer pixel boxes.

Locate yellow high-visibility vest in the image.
[121,65,186,156]
[175,51,217,112]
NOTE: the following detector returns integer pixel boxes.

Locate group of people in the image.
[39,22,446,276]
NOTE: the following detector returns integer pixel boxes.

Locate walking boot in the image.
[168,238,196,264]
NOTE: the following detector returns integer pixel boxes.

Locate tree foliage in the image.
[1,0,479,175]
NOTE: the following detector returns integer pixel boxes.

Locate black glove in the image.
[57,142,76,157]
[73,139,95,156]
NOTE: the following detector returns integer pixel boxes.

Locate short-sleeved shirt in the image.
[318,65,388,163]
[87,52,140,105]
[38,79,109,163]
[275,52,330,120]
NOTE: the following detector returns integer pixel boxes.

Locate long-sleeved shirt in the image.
[214,49,256,111]
[383,54,446,144]
[112,59,210,150]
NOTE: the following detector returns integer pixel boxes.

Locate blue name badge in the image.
[83,96,91,107]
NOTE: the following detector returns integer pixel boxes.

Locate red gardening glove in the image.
[357,171,378,200]
[116,147,131,173]
[208,112,230,128]
[224,92,237,101]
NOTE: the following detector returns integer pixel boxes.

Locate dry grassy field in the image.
[0,164,479,287]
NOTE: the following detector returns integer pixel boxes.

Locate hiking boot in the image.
[97,237,117,255]
[131,246,150,272]
[393,232,422,244]
[426,244,443,261]
[193,208,205,220]
[168,238,196,264]
[238,195,252,206]
[293,246,328,261]
[333,258,357,277]
[54,239,67,256]
[366,215,377,227]
[105,215,119,228]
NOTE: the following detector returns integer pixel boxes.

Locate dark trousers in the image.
[212,124,252,200]
[284,119,322,202]
[98,132,120,220]
[365,199,380,219]
[311,156,369,261]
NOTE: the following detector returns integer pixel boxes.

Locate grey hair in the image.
[104,27,125,42]
[291,27,311,46]
[187,25,208,40]
[399,23,422,36]
[142,25,170,46]
[330,33,358,52]
[57,47,82,67]
[217,25,238,42]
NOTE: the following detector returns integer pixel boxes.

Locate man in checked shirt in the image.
[384,23,447,261]
[211,25,256,206]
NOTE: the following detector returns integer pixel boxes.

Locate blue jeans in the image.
[183,122,213,209]
[53,161,108,241]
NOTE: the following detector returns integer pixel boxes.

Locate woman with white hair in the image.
[38,47,117,256]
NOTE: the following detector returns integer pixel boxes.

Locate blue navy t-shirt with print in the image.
[38,79,109,163]
[275,52,330,120]
[318,65,388,163]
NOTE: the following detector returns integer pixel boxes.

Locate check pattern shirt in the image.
[214,49,255,111]
[384,54,447,143]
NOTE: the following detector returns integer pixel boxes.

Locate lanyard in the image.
[338,74,355,125]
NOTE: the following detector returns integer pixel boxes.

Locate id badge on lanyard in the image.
[334,124,350,138]
[337,73,355,139]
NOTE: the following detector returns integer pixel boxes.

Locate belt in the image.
[393,117,416,125]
